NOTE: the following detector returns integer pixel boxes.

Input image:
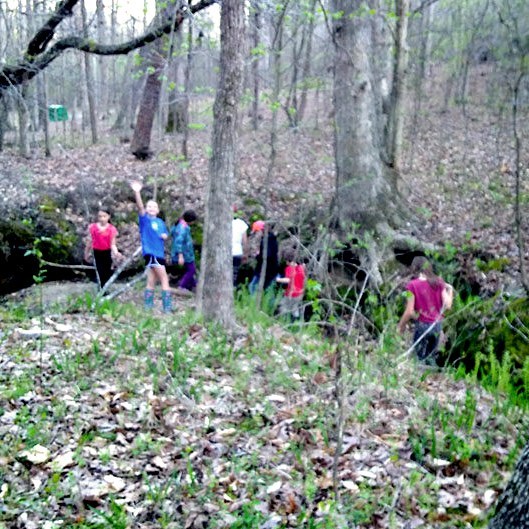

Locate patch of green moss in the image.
[475,257,511,273]
[37,196,78,261]
[0,219,34,259]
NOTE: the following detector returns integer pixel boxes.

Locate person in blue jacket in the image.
[171,210,198,292]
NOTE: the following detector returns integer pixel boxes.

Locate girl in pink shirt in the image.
[398,256,453,365]
[85,208,122,287]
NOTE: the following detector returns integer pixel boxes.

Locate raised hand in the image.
[130,180,143,193]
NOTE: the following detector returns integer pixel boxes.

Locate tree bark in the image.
[37,72,51,156]
[386,0,410,172]
[95,0,106,111]
[283,6,302,129]
[331,0,399,230]
[181,17,193,159]
[130,51,165,158]
[197,0,245,328]
[17,85,30,158]
[298,0,317,123]
[81,0,98,144]
[489,440,529,528]
[131,2,181,158]
[250,0,262,131]
[166,27,185,134]
[0,96,7,151]
[256,3,286,306]
[408,0,432,171]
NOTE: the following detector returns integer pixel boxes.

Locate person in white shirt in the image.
[232,206,249,286]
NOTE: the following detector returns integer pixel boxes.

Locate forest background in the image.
[2,0,529,528]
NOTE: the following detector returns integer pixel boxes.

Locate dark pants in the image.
[233,255,242,286]
[413,321,441,365]
[93,249,113,287]
[178,262,196,291]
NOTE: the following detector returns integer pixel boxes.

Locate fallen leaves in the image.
[0,298,526,528]
[17,445,51,465]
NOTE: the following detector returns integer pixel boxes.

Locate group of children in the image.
[85,184,452,365]
[85,182,307,319]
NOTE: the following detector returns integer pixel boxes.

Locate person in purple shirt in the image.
[398,256,453,365]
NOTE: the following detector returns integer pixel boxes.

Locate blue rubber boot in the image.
[162,290,172,313]
[144,289,155,309]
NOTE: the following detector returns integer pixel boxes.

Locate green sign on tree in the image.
[48,105,68,122]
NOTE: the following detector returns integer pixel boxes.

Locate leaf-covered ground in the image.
[0,284,527,528]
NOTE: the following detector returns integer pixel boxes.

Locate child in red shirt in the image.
[84,208,122,287]
[277,248,306,321]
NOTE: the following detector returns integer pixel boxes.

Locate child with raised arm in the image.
[84,207,122,288]
[130,181,172,313]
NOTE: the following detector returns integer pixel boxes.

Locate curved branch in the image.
[0,0,217,91]
[26,0,80,57]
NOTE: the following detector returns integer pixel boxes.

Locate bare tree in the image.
[131,2,186,158]
[249,0,262,131]
[197,0,245,327]
[81,0,98,144]
[297,0,317,123]
[0,0,216,94]
[386,0,410,171]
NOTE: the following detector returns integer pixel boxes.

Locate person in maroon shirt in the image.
[398,256,453,365]
[84,208,122,287]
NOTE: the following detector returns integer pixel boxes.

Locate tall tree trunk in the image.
[131,58,164,158]
[408,1,432,171]
[250,0,262,131]
[331,0,398,231]
[181,17,192,159]
[17,85,30,158]
[111,55,133,131]
[166,28,184,134]
[0,96,7,152]
[81,0,98,144]
[197,0,245,327]
[37,72,51,156]
[387,0,410,171]
[96,0,106,112]
[284,11,301,129]
[512,71,529,294]
[256,3,285,306]
[110,0,118,108]
[34,0,50,155]
[131,4,181,159]
[489,439,529,528]
[298,0,317,123]
[25,0,39,136]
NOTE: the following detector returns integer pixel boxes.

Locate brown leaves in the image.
[1,295,525,529]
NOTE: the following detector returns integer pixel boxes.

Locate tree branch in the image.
[412,0,439,15]
[0,0,217,91]
[26,0,80,58]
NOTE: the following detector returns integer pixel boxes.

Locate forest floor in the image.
[1,67,529,527]
[0,284,527,528]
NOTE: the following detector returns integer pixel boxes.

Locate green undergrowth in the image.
[0,288,527,528]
